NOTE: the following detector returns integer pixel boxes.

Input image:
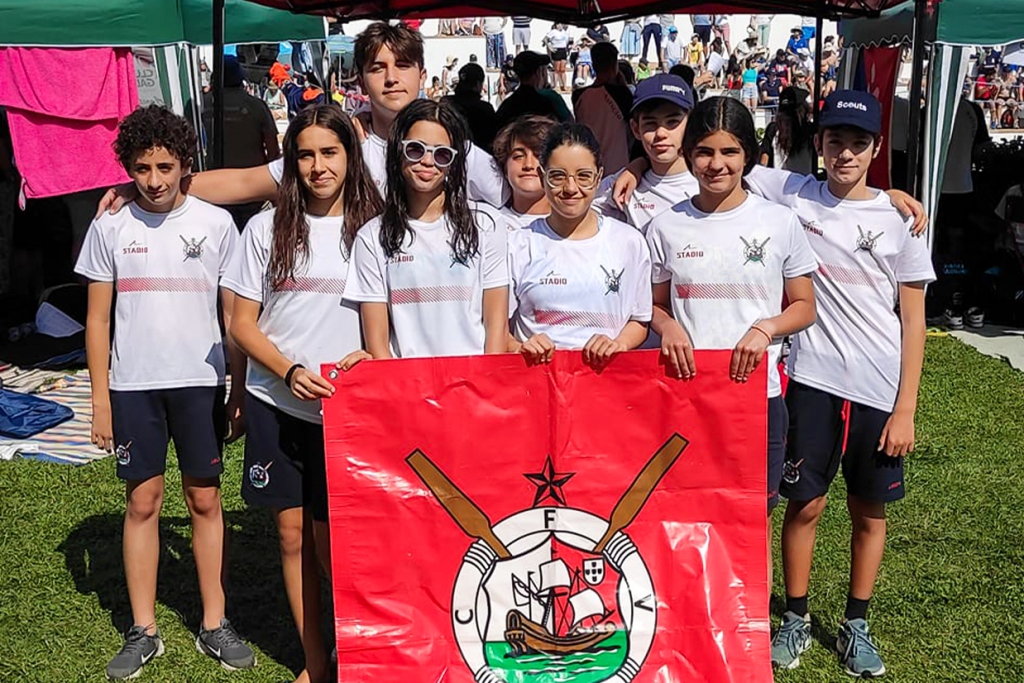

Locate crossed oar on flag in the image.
[406,433,689,559]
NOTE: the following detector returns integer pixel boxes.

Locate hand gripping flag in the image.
[323,350,771,683]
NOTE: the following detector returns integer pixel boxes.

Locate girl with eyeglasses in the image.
[222,104,383,683]
[507,123,653,367]
[344,99,509,358]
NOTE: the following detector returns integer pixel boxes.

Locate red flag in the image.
[323,350,770,683]
[862,45,902,190]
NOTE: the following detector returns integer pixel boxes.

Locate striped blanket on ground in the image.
[0,372,104,465]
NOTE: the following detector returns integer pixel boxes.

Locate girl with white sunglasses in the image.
[345,99,510,358]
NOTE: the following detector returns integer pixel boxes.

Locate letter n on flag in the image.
[323,350,770,683]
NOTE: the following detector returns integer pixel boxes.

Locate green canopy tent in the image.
[841,0,1024,249]
[0,0,325,168]
[0,0,324,47]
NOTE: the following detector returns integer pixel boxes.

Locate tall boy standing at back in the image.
[75,105,254,681]
[760,91,935,678]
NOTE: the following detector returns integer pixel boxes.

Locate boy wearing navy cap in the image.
[763,90,935,678]
[594,74,696,234]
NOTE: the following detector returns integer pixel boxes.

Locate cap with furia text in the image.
[631,74,694,113]
[818,90,882,134]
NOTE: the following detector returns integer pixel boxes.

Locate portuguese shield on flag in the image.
[322,350,770,683]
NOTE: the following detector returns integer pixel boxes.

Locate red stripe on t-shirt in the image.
[390,286,474,304]
[534,309,620,328]
[117,277,212,293]
[817,263,884,287]
[674,283,770,300]
[275,277,346,295]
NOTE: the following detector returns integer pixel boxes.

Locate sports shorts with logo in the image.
[110,386,226,481]
[767,395,788,511]
[241,391,328,521]
[781,380,905,503]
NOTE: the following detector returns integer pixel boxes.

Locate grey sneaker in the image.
[195,618,256,671]
[106,625,164,680]
[836,618,886,677]
[771,611,812,670]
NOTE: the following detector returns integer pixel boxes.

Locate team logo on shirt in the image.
[782,458,804,485]
[740,236,770,267]
[115,441,133,466]
[800,220,824,238]
[249,461,273,489]
[539,270,568,286]
[676,244,704,259]
[855,226,883,253]
[180,235,207,261]
[601,266,624,295]
[450,254,471,269]
[122,240,148,255]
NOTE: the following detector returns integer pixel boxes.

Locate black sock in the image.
[785,594,808,617]
[845,594,870,621]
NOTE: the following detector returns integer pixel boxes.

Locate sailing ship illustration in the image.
[505,557,616,656]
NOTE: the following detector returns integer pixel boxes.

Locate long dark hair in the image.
[776,87,814,158]
[270,104,383,289]
[682,96,759,175]
[381,99,478,263]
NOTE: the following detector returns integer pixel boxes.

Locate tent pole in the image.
[212,0,226,169]
[812,8,824,176]
[905,0,937,197]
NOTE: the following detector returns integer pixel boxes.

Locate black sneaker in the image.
[195,618,256,671]
[106,625,164,680]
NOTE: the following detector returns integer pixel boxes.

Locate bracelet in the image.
[284,363,305,388]
[750,324,773,344]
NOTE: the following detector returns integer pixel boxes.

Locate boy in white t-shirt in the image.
[75,106,253,680]
[765,91,935,678]
[594,74,697,235]
[491,115,558,230]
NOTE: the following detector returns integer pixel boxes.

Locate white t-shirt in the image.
[646,193,817,398]
[74,196,237,391]
[594,168,700,234]
[509,216,653,348]
[500,206,544,230]
[747,172,937,411]
[664,37,684,61]
[267,133,510,207]
[344,203,509,358]
[482,18,505,35]
[221,211,361,424]
[644,15,659,26]
[546,29,570,49]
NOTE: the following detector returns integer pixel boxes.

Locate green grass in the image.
[1,337,1022,683]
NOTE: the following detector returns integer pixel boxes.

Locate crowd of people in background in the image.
[970,46,1024,130]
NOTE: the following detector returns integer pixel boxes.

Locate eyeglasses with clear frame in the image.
[540,167,602,191]
[400,139,459,168]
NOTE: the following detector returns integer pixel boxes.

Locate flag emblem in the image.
[408,435,688,683]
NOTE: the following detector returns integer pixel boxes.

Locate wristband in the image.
[750,324,773,344]
[284,363,305,388]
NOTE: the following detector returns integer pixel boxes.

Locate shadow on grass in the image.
[57,508,333,676]
[768,594,837,651]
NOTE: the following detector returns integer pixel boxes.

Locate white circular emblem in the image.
[452,508,656,683]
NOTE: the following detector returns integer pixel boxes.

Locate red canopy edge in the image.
[244,0,903,24]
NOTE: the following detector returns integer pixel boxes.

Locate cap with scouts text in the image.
[819,90,882,134]
[631,74,694,113]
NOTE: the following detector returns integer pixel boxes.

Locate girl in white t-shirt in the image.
[345,99,510,358]
[545,24,571,92]
[492,115,558,230]
[222,104,384,683]
[508,123,653,368]
[645,96,817,519]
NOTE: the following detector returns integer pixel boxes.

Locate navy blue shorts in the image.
[781,381,905,503]
[110,386,226,482]
[241,392,328,521]
[767,395,788,512]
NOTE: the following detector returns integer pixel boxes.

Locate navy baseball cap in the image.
[819,90,882,134]
[631,74,694,113]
